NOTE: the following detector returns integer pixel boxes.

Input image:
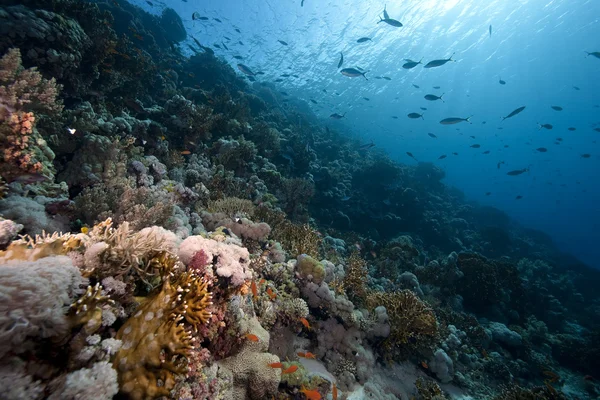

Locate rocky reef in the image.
[0,1,599,400]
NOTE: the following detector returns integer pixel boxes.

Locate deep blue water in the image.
[137,0,600,267]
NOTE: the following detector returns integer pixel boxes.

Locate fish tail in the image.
[362,71,368,80]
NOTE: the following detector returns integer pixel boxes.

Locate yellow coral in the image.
[208,197,255,218]
[113,270,212,400]
[366,290,438,360]
[0,230,83,262]
[342,252,369,305]
[69,282,114,334]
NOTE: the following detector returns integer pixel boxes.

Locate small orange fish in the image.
[332,383,338,400]
[297,351,316,359]
[421,361,428,369]
[299,317,311,330]
[259,278,266,285]
[180,150,191,155]
[282,365,298,374]
[251,280,258,298]
[266,287,277,300]
[268,362,283,368]
[245,334,259,342]
[299,386,322,400]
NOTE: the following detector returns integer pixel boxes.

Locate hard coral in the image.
[207,197,255,218]
[216,317,281,400]
[0,48,63,115]
[342,252,369,306]
[366,290,439,360]
[456,253,524,315]
[81,218,179,283]
[256,206,321,258]
[113,270,212,400]
[492,384,568,400]
[0,47,62,181]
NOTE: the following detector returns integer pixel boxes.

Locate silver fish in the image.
[440,116,471,125]
[340,68,368,80]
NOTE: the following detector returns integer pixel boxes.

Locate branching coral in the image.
[277,177,315,221]
[69,283,115,335]
[113,270,212,400]
[366,290,439,360]
[456,253,525,315]
[0,230,83,262]
[491,384,568,400]
[255,206,321,258]
[0,48,63,115]
[414,377,449,400]
[0,48,62,181]
[207,197,255,218]
[342,252,369,306]
[80,218,179,283]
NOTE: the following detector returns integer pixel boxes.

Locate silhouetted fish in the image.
[507,168,528,176]
[338,53,344,68]
[551,106,563,111]
[440,116,471,125]
[402,58,422,69]
[357,37,371,43]
[408,112,424,120]
[424,93,444,102]
[237,64,255,76]
[330,113,346,119]
[341,68,368,79]
[424,53,455,68]
[378,17,403,27]
[278,40,288,46]
[501,106,526,121]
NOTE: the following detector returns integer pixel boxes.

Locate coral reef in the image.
[0,3,596,399]
[114,269,212,400]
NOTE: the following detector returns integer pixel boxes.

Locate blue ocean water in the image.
[137,0,599,268]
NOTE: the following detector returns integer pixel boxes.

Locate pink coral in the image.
[178,235,251,286]
[0,48,63,115]
[188,249,211,276]
[0,48,62,181]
